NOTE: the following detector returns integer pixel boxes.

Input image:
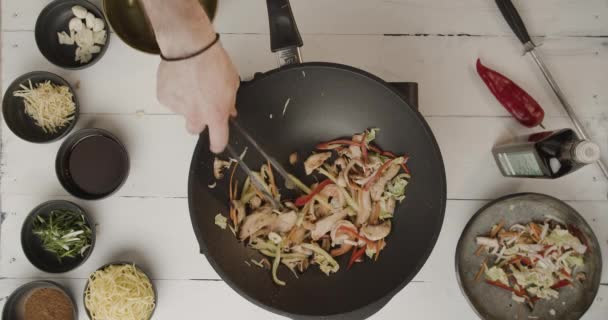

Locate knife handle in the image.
[495,0,533,45]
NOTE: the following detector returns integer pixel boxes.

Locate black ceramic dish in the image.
[56,128,130,200]
[21,200,95,273]
[83,262,157,320]
[35,0,110,69]
[2,71,79,143]
[2,280,78,320]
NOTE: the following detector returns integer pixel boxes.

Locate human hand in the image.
[156,41,240,153]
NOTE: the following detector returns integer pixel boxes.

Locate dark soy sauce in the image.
[492,129,600,179]
[67,135,128,196]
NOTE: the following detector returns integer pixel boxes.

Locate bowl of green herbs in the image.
[21,200,95,273]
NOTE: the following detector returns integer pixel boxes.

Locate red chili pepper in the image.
[347,245,367,270]
[294,180,333,207]
[551,279,571,289]
[476,59,545,128]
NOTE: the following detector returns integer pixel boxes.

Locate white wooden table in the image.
[1,0,607,319]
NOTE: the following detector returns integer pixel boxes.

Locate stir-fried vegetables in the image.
[475,219,588,308]
[215,129,411,285]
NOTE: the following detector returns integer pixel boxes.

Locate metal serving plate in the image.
[455,193,602,320]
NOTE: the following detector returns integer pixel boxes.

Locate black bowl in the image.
[84,262,157,320]
[2,71,79,143]
[21,200,95,273]
[103,0,217,54]
[56,128,130,200]
[2,280,78,320]
[35,0,110,69]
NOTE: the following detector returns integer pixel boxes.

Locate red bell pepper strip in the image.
[551,279,571,289]
[360,132,369,164]
[485,280,512,292]
[476,59,545,128]
[363,158,402,191]
[347,245,367,270]
[294,180,333,207]
[509,255,533,266]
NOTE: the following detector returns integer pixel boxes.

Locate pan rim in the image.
[454,192,603,320]
[188,61,447,319]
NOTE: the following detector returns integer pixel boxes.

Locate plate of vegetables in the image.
[455,193,601,320]
[21,200,95,273]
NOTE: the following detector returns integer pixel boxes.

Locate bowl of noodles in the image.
[84,262,156,320]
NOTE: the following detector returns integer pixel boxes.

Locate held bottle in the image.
[492,129,600,179]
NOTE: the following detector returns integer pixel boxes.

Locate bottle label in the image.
[497,152,543,176]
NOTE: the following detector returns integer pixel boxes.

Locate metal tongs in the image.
[225,119,292,210]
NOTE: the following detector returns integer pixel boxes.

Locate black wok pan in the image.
[188,1,446,318]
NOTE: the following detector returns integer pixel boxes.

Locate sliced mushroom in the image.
[288,227,308,245]
[311,210,347,240]
[349,145,362,159]
[238,207,275,241]
[289,152,298,165]
[356,189,372,225]
[304,152,332,175]
[361,220,391,241]
[272,211,297,233]
[302,220,316,231]
[213,157,232,180]
[231,200,246,225]
[249,196,262,209]
[330,220,356,245]
[320,184,344,208]
[370,164,400,201]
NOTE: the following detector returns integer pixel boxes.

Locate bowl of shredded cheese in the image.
[2,71,79,143]
[84,262,156,320]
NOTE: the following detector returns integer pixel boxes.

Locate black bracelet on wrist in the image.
[160,33,221,62]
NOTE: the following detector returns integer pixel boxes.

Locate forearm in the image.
[141,0,215,57]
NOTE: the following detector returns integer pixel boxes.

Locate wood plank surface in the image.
[3,0,607,37]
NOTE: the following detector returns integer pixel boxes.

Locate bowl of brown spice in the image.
[1,280,77,320]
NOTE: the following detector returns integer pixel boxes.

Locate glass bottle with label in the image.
[492,129,600,179]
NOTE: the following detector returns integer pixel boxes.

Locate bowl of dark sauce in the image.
[56,128,129,200]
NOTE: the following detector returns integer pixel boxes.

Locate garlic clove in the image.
[71,5,88,19]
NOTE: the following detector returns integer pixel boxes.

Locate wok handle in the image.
[495,0,535,49]
[388,82,418,110]
[266,0,303,66]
